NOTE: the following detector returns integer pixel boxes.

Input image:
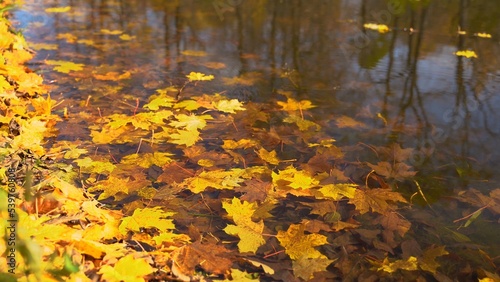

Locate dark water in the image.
[13,0,500,261]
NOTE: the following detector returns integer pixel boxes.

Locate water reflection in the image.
[15,1,500,190]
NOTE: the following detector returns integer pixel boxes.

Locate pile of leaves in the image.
[1,2,499,282]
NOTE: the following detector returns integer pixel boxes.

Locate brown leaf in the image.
[236,179,272,202]
[171,241,233,280]
[349,188,407,214]
[367,161,417,181]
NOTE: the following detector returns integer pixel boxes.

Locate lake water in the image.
[12,0,500,279]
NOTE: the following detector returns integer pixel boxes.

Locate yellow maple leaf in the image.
[348,188,407,214]
[169,128,201,147]
[256,148,280,165]
[169,114,212,131]
[318,183,357,200]
[223,198,265,253]
[99,254,154,282]
[277,98,316,112]
[213,99,246,113]
[277,223,328,260]
[183,169,246,193]
[93,71,131,81]
[292,256,336,280]
[378,256,418,273]
[121,152,173,168]
[181,50,208,57]
[283,114,320,131]
[88,176,130,200]
[45,60,84,73]
[45,6,71,13]
[143,95,175,110]
[272,166,319,190]
[364,23,390,33]
[74,157,116,174]
[475,32,492,38]
[119,207,176,234]
[100,29,123,35]
[222,139,259,150]
[455,50,478,58]
[186,71,214,81]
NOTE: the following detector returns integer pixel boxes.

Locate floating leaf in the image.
[256,148,280,165]
[318,183,357,200]
[45,6,71,13]
[213,99,246,113]
[364,23,390,33]
[277,98,316,112]
[378,256,418,273]
[455,50,477,58]
[277,223,328,260]
[349,188,407,214]
[475,32,492,38]
[99,254,154,282]
[292,256,335,280]
[45,60,84,73]
[119,207,175,234]
[186,71,214,82]
[181,50,208,57]
[223,198,266,253]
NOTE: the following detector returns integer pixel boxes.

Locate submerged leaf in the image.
[277,223,328,260]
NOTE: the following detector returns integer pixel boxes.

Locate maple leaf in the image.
[88,176,130,200]
[121,152,173,168]
[74,157,116,174]
[272,166,319,190]
[283,114,321,131]
[45,60,84,73]
[169,114,212,131]
[45,6,71,13]
[455,50,477,58]
[100,29,123,35]
[292,256,336,280]
[99,254,154,282]
[277,223,328,260]
[349,188,407,214]
[364,23,390,33]
[183,168,246,193]
[277,98,315,112]
[119,207,176,234]
[143,95,175,110]
[419,245,448,274]
[171,241,232,280]
[378,256,418,273]
[93,71,131,81]
[222,139,259,150]
[335,115,367,128]
[62,144,88,159]
[186,71,214,81]
[213,99,246,113]
[256,147,280,165]
[223,198,266,253]
[318,183,357,200]
[181,50,208,57]
[367,161,417,181]
[168,128,201,147]
[374,212,411,237]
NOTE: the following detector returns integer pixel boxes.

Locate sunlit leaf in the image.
[367,161,417,181]
[213,99,246,113]
[45,60,84,73]
[100,29,123,35]
[168,128,201,147]
[45,6,71,13]
[364,23,390,33]
[223,198,266,253]
[349,188,407,214]
[74,157,116,174]
[181,50,208,57]
[88,176,130,200]
[318,183,357,200]
[119,207,175,234]
[121,152,174,168]
[256,147,280,165]
[277,98,315,112]
[272,166,319,190]
[277,223,328,260]
[455,50,477,58]
[99,254,154,282]
[186,71,214,81]
[170,114,212,131]
[378,256,418,273]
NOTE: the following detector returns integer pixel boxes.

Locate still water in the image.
[12,0,500,277]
